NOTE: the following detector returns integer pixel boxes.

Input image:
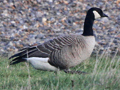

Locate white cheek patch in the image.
[93,11,101,19]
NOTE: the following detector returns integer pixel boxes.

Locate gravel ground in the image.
[0,0,120,57]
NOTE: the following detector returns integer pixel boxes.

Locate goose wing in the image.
[9,35,80,65]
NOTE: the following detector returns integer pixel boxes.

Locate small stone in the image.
[8,41,14,46]
[63,1,69,5]
[117,34,120,38]
[48,0,53,3]
[61,17,66,23]
[35,34,45,39]
[34,22,40,28]
[42,17,47,23]
[42,17,48,25]
[101,18,109,23]
[2,10,9,17]
[11,21,16,24]
[116,0,120,6]
[23,25,28,29]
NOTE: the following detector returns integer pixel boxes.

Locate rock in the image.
[2,10,9,17]
[35,34,45,39]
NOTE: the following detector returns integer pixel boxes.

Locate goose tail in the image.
[9,46,36,65]
[9,57,26,65]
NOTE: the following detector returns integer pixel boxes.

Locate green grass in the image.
[0,55,120,90]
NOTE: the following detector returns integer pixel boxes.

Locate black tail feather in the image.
[9,45,50,65]
[9,50,27,59]
[10,58,26,65]
[9,47,37,65]
[9,47,36,59]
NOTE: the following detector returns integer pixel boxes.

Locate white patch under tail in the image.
[25,57,58,71]
[93,11,101,19]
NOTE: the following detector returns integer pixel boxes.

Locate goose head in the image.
[86,7,108,20]
[83,7,108,36]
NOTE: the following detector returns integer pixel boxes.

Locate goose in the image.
[9,7,108,73]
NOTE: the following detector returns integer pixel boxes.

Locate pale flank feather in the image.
[25,57,58,71]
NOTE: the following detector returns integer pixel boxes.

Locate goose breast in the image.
[48,35,95,69]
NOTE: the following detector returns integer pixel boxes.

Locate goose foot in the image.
[64,69,88,74]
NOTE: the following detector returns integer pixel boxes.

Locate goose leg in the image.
[63,69,88,74]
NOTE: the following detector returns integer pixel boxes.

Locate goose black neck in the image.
[82,15,94,36]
